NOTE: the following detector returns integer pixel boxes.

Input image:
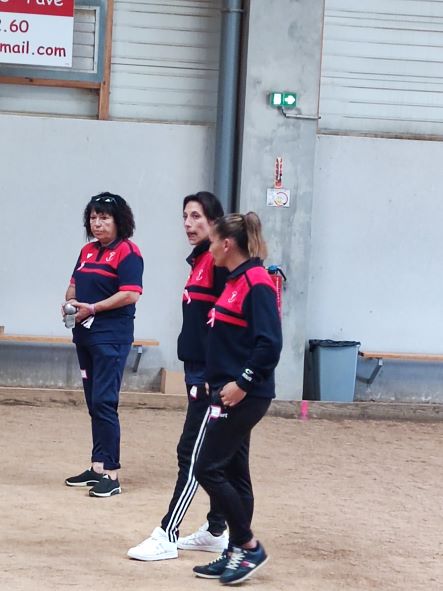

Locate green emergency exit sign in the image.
[269,91,297,109]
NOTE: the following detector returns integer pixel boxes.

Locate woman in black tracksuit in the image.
[193,212,282,586]
[128,192,229,561]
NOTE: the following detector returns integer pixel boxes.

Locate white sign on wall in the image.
[267,188,291,207]
[0,0,74,67]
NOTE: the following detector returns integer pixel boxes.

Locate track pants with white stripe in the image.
[161,384,226,543]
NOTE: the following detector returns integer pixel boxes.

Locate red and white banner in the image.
[0,0,74,67]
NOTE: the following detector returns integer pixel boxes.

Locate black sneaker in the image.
[193,549,230,579]
[65,467,103,487]
[219,542,268,585]
[89,475,121,497]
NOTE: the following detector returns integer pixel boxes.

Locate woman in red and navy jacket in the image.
[63,192,143,498]
[193,212,282,585]
[128,192,230,562]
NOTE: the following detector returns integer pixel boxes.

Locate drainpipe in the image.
[213,0,243,213]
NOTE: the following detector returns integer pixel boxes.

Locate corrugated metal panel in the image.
[319,0,443,135]
[0,8,99,118]
[109,0,221,123]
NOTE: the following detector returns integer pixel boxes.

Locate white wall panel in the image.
[320,0,443,135]
[309,134,443,353]
[0,113,216,373]
[110,0,221,123]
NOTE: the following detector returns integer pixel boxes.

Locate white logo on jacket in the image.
[106,251,116,262]
[196,268,204,281]
[242,368,254,382]
[228,291,238,303]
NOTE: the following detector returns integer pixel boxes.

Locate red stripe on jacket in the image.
[183,292,218,304]
[79,267,117,279]
[214,310,248,328]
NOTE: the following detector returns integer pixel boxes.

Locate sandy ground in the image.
[0,403,442,591]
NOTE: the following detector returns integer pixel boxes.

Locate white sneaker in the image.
[127,527,178,561]
[177,522,229,552]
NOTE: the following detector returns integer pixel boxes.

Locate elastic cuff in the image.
[236,376,252,392]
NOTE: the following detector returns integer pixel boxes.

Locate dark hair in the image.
[84,191,135,240]
[183,191,224,221]
[213,212,268,260]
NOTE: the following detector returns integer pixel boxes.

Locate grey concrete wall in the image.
[0,114,215,387]
[355,358,443,403]
[237,0,325,400]
[309,134,443,402]
[0,342,161,392]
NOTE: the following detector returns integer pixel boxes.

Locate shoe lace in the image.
[209,551,229,566]
[140,537,166,553]
[226,549,246,570]
[153,540,166,552]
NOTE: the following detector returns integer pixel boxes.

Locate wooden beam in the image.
[98,0,114,120]
[0,76,100,90]
[0,334,73,344]
[0,335,159,346]
[133,340,160,347]
[359,351,443,362]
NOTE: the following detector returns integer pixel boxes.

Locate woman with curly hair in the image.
[63,192,144,498]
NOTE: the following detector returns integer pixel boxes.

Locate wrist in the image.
[235,377,250,393]
[88,303,96,316]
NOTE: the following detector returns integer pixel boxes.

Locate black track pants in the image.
[194,394,271,547]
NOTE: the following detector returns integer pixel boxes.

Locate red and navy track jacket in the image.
[70,238,143,345]
[206,258,282,399]
[177,240,228,363]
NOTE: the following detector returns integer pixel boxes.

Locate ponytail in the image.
[213,211,268,260]
[243,212,268,260]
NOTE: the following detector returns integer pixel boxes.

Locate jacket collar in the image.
[186,239,210,266]
[228,257,263,280]
[93,237,122,251]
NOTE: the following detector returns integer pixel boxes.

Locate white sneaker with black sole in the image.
[178,522,229,552]
[88,474,121,497]
[127,527,178,561]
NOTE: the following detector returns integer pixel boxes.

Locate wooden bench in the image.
[358,350,443,385]
[0,332,159,373]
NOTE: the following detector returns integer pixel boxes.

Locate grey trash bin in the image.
[309,340,361,402]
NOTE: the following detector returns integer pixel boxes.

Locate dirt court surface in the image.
[1,404,442,591]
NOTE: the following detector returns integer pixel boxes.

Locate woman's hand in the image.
[68,300,95,323]
[220,382,246,407]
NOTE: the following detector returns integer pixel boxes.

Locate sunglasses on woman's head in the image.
[92,196,116,204]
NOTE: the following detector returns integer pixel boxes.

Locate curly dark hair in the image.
[83,192,135,240]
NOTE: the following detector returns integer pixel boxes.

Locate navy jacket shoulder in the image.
[206,258,282,398]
